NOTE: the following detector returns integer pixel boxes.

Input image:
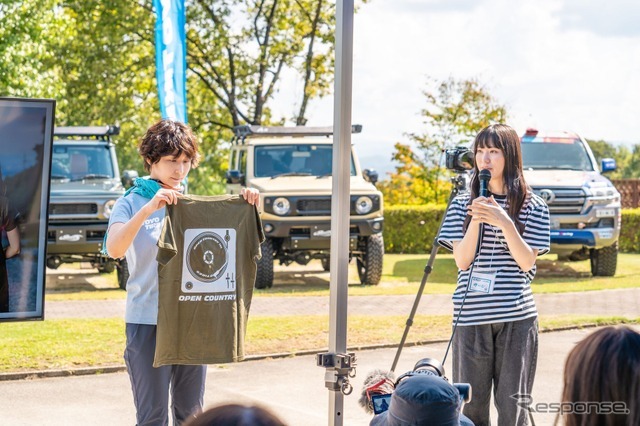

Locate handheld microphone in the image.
[478,169,491,197]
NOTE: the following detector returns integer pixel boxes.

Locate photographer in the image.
[437,124,550,425]
[369,373,473,426]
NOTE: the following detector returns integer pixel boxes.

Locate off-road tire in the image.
[321,257,330,272]
[97,261,116,274]
[357,234,384,285]
[116,258,129,290]
[255,238,275,289]
[590,242,618,277]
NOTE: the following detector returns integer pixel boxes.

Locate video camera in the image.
[444,146,474,173]
[361,358,471,416]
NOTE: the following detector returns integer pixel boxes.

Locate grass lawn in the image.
[2,315,637,373]
[45,252,640,300]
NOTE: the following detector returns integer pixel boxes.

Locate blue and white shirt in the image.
[437,192,550,326]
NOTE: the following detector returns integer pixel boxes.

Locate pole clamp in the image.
[316,352,357,395]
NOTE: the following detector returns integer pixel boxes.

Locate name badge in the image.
[469,271,496,294]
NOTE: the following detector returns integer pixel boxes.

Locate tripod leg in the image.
[389,186,461,373]
[390,239,440,373]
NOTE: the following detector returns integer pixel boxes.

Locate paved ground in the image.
[5,326,637,426]
[44,287,640,321]
[1,265,637,425]
[43,264,640,319]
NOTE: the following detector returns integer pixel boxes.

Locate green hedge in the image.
[619,208,640,253]
[383,205,446,254]
[383,205,640,254]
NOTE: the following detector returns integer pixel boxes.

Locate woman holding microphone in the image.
[438,124,550,425]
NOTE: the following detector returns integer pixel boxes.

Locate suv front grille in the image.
[533,188,585,214]
[297,198,331,215]
[49,203,98,215]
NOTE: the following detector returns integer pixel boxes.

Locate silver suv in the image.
[225,125,384,289]
[521,128,621,276]
[47,126,133,289]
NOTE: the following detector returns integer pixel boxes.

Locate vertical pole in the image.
[327,0,354,425]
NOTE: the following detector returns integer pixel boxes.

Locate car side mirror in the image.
[363,168,379,185]
[601,158,616,173]
[226,170,245,186]
[121,170,139,188]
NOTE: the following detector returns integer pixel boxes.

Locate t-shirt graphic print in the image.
[182,228,237,296]
[154,194,264,367]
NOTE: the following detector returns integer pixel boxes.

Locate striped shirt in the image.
[437,192,550,326]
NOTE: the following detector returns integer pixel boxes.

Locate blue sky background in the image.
[270,0,640,177]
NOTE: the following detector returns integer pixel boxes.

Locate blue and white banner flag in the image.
[154,0,187,123]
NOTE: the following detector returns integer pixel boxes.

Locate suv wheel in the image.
[590,242,618,277]
[255,238,274,289]
[96,261,116,274]
[357,234,384,285]
[116,259,129,290]
[321,257,330,272]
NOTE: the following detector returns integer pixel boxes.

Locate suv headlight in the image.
[355,196,373,214]
[272,197,291,216]
[586,181,620,205]
[104,200,116,218]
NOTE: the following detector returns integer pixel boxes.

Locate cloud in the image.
[556,0,640,38]
[270,0,640,178]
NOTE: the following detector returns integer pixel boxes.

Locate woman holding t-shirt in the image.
[438,124,550,426]
[106,120,259,425]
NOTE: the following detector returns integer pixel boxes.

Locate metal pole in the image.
[327,0,354,424]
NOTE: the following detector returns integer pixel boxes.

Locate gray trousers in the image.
[452,317,538,426]
[124,323,207,426]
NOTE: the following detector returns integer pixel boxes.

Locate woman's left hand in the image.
[241,187,260,207]
[468,196,511,230]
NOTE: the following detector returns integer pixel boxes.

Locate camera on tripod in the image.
[444,146,474,172]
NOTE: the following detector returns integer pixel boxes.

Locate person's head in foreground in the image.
[184,403,287,426]
[561,325,640,426]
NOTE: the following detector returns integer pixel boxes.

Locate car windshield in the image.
[254,144,356,178]
[51,144,115,180]
[521,140,594,171]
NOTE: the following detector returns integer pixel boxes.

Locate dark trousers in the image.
[125,323,207,426]
[452,317,538,426]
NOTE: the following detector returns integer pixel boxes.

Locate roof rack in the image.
[232,124,362,143]
[54,126,120,141]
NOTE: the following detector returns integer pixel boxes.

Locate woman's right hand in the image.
[146,188,180,212]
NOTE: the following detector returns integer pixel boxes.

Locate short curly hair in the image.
[138,120,201,173]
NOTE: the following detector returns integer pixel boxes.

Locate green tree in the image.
[0,0,363,193]
[586,138,631,179]
[382,77,508,205]
[378,142,452,205]
[621,144,640,179]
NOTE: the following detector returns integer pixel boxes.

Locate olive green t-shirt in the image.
[154,194,264,367]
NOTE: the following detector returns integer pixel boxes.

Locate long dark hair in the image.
[463,124,528,234]
[561,326,640,426]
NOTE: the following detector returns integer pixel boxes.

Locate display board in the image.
[0,98,55,322]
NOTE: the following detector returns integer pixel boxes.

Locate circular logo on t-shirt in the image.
[185,231,228,282]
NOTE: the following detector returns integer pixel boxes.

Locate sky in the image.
[271,0,640,177]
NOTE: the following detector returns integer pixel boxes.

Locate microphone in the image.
[359,369,396,414]
[478,169,491,197]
